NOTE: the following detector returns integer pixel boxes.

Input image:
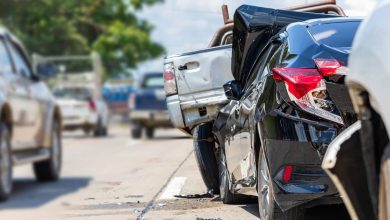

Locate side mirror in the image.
[36,63,57,79]
[223,80,241,100]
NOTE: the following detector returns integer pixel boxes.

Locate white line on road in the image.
[159,177,187,200]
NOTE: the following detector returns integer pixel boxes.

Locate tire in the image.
[257,147,304,220]
[131,122,142,139]
[218,147,236,204]
[0,123,12,201]
[146,127,154,139]
[83,128,91,136]
[94,118,103,137]
[193,123,219,193]
[379,145,390,220]
[33,122,62,182]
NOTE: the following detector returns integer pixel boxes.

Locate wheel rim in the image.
[51,128,61,173]
[0,127,11,194]
[258,151,271,220]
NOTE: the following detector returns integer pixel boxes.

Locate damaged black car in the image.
[211,5,361,220]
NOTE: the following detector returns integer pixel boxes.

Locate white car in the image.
[54,85,110,136]
[322,2,390,220]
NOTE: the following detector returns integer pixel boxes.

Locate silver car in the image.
[0,27,62,201]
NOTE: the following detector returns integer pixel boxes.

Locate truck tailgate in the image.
[165,45,234,128]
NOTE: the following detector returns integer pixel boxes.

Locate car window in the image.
[8,43,32,78]
[53,87,92,100]
[309,21,361,48]
[0,39,13,73]
[142,75,164,89]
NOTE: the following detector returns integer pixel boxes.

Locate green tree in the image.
[0,0,164,76]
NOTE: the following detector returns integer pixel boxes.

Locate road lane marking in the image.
[159,177,187,200]
[136,150,194,220]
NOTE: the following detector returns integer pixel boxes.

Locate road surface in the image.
[0,125,349,220]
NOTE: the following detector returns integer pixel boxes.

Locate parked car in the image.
[322,2,390,220]
[213,6,362,219]
[0,27,62,201]
[53,84,110,136]
[129,72,171,139]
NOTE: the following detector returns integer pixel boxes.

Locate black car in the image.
[210,5,361,219]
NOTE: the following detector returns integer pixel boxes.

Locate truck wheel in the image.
[218,147,236,204]
[379,145,390,220]
[0,123,12,201]
[131,123,142,139]
[146,127,154,139]
[193,123,219,193]
[258,147,304,220]
[33,122,62,182]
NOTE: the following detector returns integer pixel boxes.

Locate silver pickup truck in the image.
[164,25,233,134]
[163,15,234,192]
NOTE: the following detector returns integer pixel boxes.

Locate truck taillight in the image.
[272,67,343,125]
[128,93,135,110]
[164,63,177,96]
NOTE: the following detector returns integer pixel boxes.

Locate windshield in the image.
[309,21,361,48]
[54,87,92,100]
[142,75,164,89]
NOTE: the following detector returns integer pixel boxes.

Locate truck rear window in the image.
[142,75,164,88]
[309,21,361,48]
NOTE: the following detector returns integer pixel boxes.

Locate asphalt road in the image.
[0,125,350,220]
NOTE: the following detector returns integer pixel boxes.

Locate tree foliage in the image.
[0,0,164,75]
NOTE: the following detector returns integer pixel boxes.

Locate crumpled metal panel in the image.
[231,5,337,85]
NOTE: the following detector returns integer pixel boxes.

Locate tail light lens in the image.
[314,58,348,76]
[128,93,135,110]
[272,67,343,125]
[164,63,177,96]
[89,99,96,111]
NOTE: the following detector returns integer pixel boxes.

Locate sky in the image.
[136,0,380,74]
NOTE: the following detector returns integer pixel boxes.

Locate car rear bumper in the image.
[260,110,342,211]
[62,114,98,130]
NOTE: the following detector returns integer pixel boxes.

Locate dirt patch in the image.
[152,197,222,211]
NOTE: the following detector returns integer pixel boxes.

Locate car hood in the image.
[232,5,337,83]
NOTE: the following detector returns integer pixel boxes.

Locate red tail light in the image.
[282,165,293,184]
[272,68,322,99]
[89,99,96,111]
[272,66,344,125]
[314,58,347,76]
[163,70,174,81]
[164,63,177,96]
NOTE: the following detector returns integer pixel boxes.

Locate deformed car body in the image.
[129,72,171,139]
[0,27,62,201]
[322,2,390,220]
[212,5,361,219]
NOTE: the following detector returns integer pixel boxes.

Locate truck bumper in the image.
[129,110,172,127]
[166,95,185,128]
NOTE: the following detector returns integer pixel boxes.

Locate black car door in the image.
[223,42,279,183]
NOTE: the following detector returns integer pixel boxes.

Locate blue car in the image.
[129,72,171,139]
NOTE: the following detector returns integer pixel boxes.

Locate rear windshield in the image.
[54,87,92,100]
[142,75,164,89]
[309,21,361,48]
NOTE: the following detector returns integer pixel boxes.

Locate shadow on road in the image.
[0,177,91,209]
[149,136,191,141]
